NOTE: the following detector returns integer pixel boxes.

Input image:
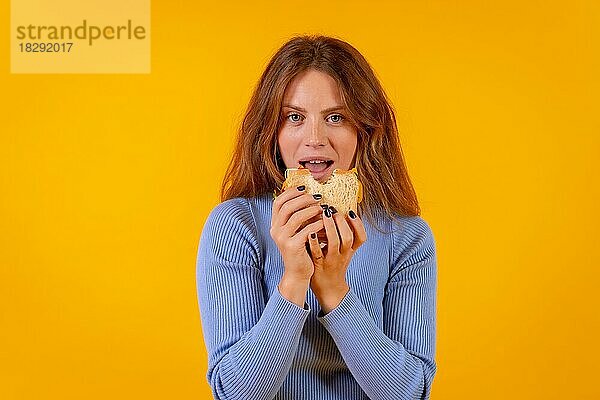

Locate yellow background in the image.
[1,1,599,399]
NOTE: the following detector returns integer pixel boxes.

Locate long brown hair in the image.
[221,34,420,231]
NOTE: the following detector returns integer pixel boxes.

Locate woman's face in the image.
[277,69,358,183]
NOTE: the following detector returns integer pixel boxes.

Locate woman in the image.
[196,35,437,400]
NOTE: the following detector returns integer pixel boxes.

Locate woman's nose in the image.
[305,121,327,147]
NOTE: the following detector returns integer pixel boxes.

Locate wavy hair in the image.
[221,34,420,231]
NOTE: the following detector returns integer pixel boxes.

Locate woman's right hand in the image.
[271,185,324,283]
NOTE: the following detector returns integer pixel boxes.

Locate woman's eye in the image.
[287,113,303,123]
[285,113,344,124]
[328,114,344,123]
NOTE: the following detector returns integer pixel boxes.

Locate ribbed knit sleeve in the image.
[196,198,311,400]
[317,217,437,400]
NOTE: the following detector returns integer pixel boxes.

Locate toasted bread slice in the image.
[278,166,363,217]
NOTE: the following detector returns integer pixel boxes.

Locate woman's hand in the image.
[271,185,324,306]
[308,207,367,314]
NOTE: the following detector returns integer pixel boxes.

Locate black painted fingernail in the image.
[320,204,329,209]
[349,210,357,219]
[310,232,316,239]
[297,185,305,191]
[329,206,337,214]
[324,207,332,218]
[312,193,322,200]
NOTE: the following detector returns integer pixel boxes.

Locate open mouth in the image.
[299,160,334,172]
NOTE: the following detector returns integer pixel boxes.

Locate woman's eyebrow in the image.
[283,104,346,114]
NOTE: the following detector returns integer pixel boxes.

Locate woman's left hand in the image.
[308,207,367,314]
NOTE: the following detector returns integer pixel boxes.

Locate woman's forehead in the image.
[283,70,342,103]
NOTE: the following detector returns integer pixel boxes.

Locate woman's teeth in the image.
[301,160,331,165]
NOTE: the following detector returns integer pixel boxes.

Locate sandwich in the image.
[274,165,363,247]
[280,165,363,217]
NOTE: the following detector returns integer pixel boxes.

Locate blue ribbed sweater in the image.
[196,193,437,400]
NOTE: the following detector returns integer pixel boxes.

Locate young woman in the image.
[196,35,437,400]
